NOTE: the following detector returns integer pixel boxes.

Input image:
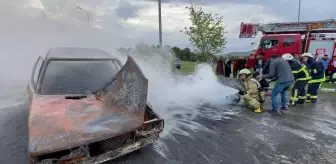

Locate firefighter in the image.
[237,68,264,113]
[282,53,311,106]
[301,52,326,103]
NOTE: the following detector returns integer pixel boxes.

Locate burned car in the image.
[27,47,164,163]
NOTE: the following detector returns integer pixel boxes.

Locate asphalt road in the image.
[1,94,336,164]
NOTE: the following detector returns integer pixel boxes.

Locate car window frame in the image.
[36,58,122,95]
[283,37,295,47]
[260,38,279,49]
[30,56,44,91]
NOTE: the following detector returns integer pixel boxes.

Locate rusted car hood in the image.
[29,56,149,156]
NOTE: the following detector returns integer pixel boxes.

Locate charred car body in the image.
[27,47,164,163]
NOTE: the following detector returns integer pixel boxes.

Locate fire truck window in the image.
[284,37,294,47]
[261,39,278,49]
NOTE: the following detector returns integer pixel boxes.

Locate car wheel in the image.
[176,66,181,69]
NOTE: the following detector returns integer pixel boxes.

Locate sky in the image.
[2,0,336,53]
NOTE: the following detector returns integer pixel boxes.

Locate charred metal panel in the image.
[98,55,148,116]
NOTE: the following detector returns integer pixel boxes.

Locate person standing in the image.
[320,54,330,81]
[236,56,246,77]
[257,54,294,114]
[314,53,320,61]
[232,56,238,78]
[254,54,264,74]
[216,57,224,76]
[301,53,326,103]
[328,56,336,83]
[282,53,311,106]
[294,54,301,61]
[245,53,256,73]
[224,56,232,77]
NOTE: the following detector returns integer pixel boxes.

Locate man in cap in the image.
[237,68,265,113]
[282,53,311,106]
[301,52,326,103]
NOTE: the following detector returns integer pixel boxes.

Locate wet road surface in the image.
[1,94,336,164]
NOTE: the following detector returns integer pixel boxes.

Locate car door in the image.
[280,35,299,55]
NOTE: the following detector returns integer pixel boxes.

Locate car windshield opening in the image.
[40,60,119,95]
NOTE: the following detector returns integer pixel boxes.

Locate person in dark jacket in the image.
[236,56,246,77]
[294,54,301,61]
[232,56,239,77]
[314,53,320,61]
[224,56,232,77]
[282,53,311,106]
[301,52,326,103]
[216,57,224,75]
[254,54,264,74]
[252,72,269,91]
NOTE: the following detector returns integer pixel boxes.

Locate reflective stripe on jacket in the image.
[290,60,311,81]
[305,59,326,83]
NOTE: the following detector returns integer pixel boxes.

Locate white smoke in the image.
[0,0,238,156]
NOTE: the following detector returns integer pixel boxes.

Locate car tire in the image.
[176,66,181,69]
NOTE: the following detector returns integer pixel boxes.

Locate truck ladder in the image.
[240,19,336,38]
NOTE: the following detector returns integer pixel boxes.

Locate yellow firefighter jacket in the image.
[242,77,265,109]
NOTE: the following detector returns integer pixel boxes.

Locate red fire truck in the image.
[239,19,336,61]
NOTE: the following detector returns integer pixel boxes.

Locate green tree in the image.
[181,5,227,62]
[181,48,192,61]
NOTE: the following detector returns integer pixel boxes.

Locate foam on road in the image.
[1,94,336,164]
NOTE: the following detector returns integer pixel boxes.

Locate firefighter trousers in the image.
[306,82,323,103]
[290,80,308,105]
[243,94,261,110]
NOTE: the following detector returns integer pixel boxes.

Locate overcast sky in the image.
[3,0,336,53]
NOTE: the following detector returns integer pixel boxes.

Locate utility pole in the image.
[77,6,90,28]
[158,0,163,48]
[298,0,301,22]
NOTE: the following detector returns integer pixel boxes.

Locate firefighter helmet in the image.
[282,53,294,61]
[238,68,251,75]
[301,52,314,58]
[333,73,336,79]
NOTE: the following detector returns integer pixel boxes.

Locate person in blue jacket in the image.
[319,54,330,80]
[282,53,311,106]
[301,52,326,103]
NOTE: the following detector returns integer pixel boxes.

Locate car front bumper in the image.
[32,134,160,164]
[83,134,159,164]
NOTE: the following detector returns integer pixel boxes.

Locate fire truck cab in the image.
[240,19,336,61]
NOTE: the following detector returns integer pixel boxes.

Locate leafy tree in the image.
[181,5,227,62]
[171,46,181,59]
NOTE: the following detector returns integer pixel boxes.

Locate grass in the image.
[175,61,196,73]
[269,81,336,89]
[321,91,336,96]
[321,82,336,89]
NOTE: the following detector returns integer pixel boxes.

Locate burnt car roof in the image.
[45,47,117,60]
